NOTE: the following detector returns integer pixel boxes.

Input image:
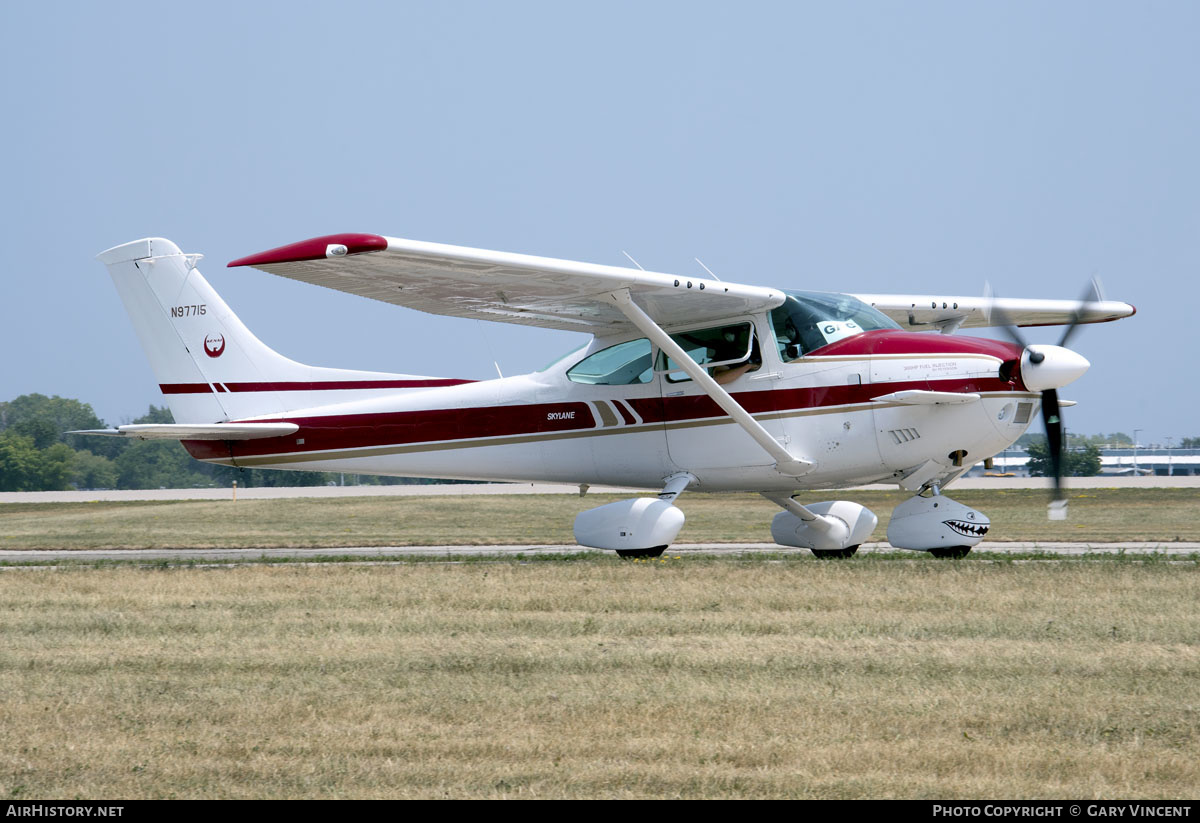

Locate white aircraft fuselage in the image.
[180,327,1032,495]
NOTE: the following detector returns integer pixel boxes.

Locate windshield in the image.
[770,290,900,360]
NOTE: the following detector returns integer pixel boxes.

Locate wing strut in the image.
[606,289,814,477]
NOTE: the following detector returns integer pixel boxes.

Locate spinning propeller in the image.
[986,280,1103,520]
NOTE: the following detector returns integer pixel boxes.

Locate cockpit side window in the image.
[770,291,900,361]
[655,321,759,384]
[566,338,654,385]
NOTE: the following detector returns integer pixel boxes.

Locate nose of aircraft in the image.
[1020,345,1091,392]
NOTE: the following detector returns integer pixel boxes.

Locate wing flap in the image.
[230,234,786,332]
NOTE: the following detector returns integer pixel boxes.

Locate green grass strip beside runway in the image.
[2,488,1198,550]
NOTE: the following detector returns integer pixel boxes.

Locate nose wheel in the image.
[888,491,988,557]
[929,546,972,559]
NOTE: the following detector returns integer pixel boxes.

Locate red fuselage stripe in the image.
[182,376,1019,462]
[159,379,476,394]
[160,383,212,394]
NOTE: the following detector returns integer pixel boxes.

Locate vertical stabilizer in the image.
[97,238,447,423]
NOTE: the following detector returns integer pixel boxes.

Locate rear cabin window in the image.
[566,338,654,385]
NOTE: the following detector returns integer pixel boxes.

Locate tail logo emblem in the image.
[204,333,226,358]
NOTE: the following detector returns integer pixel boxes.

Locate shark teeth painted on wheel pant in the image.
[944,519,990,538]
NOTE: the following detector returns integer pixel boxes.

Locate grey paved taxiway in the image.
[2,542,1197,565]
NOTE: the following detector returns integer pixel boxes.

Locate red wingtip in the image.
[227,233,388,267]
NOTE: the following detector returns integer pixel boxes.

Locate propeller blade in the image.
[987,278,1100,519]
[1056,277,1104,350]
[983,282,1029,351]
[1042,388,1068,520]
[988,280,1099,518]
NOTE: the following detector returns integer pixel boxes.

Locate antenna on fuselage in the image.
[621,251,646,271]
[474,320,504,379]
[694,258,722,281]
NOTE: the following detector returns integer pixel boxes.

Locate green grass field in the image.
[2,490,1197,799]
[0,559,1197,799]
[2,488,1198,550]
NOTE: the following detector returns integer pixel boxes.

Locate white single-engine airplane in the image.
[82,234,1135,558]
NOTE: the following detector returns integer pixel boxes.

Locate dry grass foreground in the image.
[0,559,1197,799]
[2,488,1199,550]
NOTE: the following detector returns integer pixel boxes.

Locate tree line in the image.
[1023,440,1103,477]
[1,393,1193,492]
[0,394,448,492]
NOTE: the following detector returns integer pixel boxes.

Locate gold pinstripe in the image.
[593,400,619,427]
[218,391,1037,468]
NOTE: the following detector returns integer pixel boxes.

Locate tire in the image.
[810,545,859,559]
[929,546,972,559]
[616,546,668,559]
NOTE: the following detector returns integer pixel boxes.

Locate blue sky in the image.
[2,1,1195,445]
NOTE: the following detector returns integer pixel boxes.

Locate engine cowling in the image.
[887,494,990,551]
[574,498,686,551]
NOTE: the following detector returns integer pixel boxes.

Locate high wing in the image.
[228,233,1134,334]
[851,293,1136,333]
[229,234,785,333]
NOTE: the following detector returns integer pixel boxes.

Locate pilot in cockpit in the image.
[712,335,762,385]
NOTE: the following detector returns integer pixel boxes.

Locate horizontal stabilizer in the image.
[872,390,981,406]
[70,423,298,441]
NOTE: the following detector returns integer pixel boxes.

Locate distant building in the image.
[968,448,1200,477]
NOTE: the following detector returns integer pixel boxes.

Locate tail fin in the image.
[98,238,456,423]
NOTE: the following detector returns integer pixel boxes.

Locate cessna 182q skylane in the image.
[84,234,1134,558]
